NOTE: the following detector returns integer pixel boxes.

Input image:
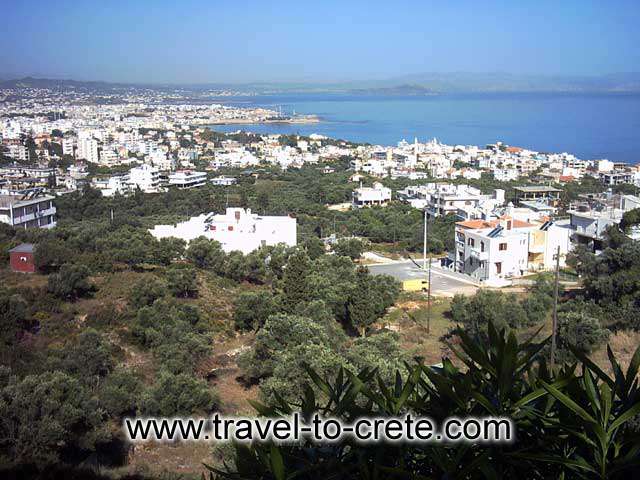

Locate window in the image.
[495,262,502,274]
[480,241,485,252]
[499,243,507,251]
[468,238,475,247]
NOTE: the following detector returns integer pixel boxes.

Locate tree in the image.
[141,370,217,416]
[129,277,167,308]
[280,250,312,313]
[0,370,108,466]
[154,237,186,265]
[0,290,31,347]
[223,250,249,281]
[234,290,279,331]
[557,311,610,362]
[303,236,326,260]
[34,239,72,273]
[347,268,378,335]
[166,264,198,298]
[47,264,93,300]
[186,236,225,271]
[333,238,365,260]
[99,368,143,418]
[53,329,116,382]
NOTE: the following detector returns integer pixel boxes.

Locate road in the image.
[367,260,478,296]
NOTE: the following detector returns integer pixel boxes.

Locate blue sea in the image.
[209,93,640,164]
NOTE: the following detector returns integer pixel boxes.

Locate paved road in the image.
[367,260,478,296]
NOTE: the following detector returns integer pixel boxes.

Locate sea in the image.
[208,92,640,164]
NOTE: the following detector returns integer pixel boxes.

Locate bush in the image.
[141,370,217,416]
[557,311,610,362]
[166,264,198,298]
[47,264,93,300]
[233,291,278,331]
[129,277,167,308]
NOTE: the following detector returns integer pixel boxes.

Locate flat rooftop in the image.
[514,186,562,193]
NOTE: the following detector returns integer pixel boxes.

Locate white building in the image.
[62,137,76,157]
[211,176,237,186]
[168,170,207,189]
[0,192,57,229]
[92,174,130,197]
[398,183,505,220]
[77,137,100,163]
[128,164,160,193]
[454,214,571,285]
[149,208,297,254]
[568,194,640,250]
[7,145,30,162]
[352,182,392,208]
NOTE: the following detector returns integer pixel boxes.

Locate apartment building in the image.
[128,164,160,193]
[7,145,29,162]
[514,186,562,207]
[352,182,392,208]
[150,208,297,254]
[568,193,640,251]
[62,137,76,156]
[398,183,505,220]
[168,170,207,189]
[0,192,57,229]
[77,137,100,163]
[92,174,130,197]
[454,214,571,284]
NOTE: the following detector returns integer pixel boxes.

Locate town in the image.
[2,81,640,479]
[2,83,640,288]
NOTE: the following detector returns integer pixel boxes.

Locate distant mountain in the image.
[349,84,437,96]
[375,72,640,93]
[2,73,640,94]
[0,76,129,90]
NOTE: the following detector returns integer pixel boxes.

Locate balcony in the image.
[529,243,545,253]
[469,247,488,261]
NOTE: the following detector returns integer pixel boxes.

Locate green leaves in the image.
[212,323,640,480]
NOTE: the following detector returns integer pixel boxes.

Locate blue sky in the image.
[1,0,639,83]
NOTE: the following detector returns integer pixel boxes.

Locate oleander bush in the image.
[210,323,640,480]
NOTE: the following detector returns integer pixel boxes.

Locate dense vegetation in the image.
[212,325,640,480]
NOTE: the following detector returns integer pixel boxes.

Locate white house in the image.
[168,170,207,189]
[128,164,160,193]
[149,208,297,254]
[352,182,392,208]
[454,215,571,285]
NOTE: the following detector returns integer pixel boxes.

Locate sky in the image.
[1,0,639,84]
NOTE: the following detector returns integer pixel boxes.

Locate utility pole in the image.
[423,209,428,270]
[550,245,561,369]
[424,209,432,334]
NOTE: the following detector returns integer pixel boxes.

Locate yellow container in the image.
[402,279,429,292]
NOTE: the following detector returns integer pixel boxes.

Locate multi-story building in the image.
[398,183,505,219]
[92,174,131,197]
[7,145,29,162]
[62,137,76,157]
[454,214,571,285]
[514,186,562,207]
[128,164,160,193]
[150,208,297,254]
[568,193,640,251]
[352,182,392,208]
[599,171,634,186]
[168,170,207,189]
[77,137,100,163]
[0,192,57,229]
